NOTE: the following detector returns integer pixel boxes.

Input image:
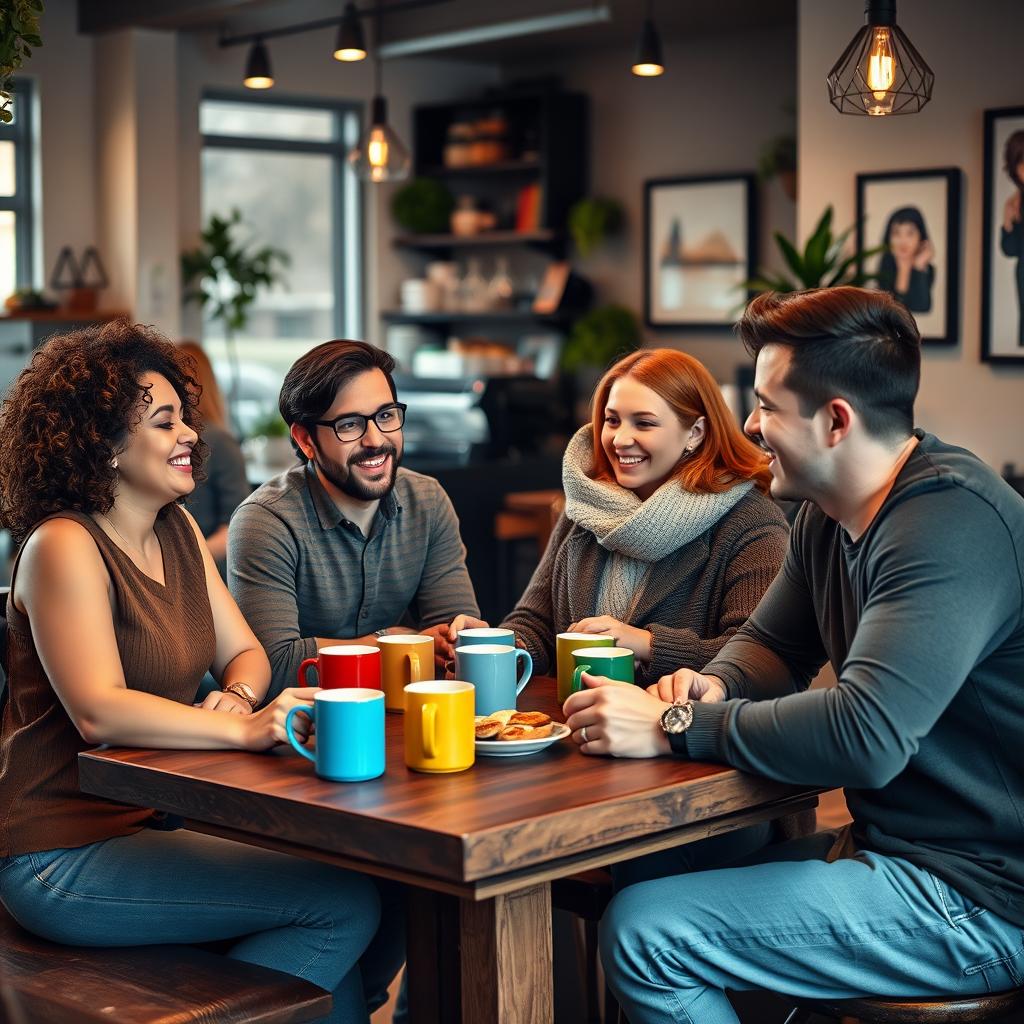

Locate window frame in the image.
[0,78,35,289]
[199,89,364,339]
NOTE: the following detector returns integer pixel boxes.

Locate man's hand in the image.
[568,615,653,662]
[423,614,489,669]
[647,669,727,705]
[563,672,671,758]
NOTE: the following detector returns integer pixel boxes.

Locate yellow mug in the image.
[404,681,475,773]
[377,634,434,712]
[556,632,615,703]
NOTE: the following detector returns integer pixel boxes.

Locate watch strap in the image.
[666,729,690,758]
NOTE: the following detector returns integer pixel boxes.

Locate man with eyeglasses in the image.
[228,339,485,703]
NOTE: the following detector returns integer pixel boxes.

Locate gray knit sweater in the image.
[501,489,789,686]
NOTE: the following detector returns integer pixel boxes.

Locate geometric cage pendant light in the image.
[826,0,933,116]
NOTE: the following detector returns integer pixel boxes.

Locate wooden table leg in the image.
[459,882,553,1024]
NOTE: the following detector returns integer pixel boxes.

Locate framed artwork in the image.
[982,106,1024,363]
[644,174,756,329]
[856,168,961,346]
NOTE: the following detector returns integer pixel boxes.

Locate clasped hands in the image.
[563,667,727,759]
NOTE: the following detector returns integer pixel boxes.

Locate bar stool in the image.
[783,986,1024,1024]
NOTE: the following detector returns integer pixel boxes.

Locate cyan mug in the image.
[454,643,532,716]
[285,688,385,782]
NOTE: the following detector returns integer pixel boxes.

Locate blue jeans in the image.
[600,831,1024,1024]
[0,826,406,1024]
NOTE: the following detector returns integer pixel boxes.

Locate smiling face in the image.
[300,368,403,503]
[889,220,922,259]
[600,376,691,500]
[113,372,198,506]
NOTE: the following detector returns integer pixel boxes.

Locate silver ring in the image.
[581,726,589,743]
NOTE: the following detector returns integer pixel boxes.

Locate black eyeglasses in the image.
[311,402,407,443]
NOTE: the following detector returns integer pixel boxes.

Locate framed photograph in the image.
[856,168,961,346]
[982,106,1024,363]
[644,174,757,329]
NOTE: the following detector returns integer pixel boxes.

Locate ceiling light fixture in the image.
[243,37,274,89]
[826,0,933,116]
[631,0,664,77]
[334,3,367,62]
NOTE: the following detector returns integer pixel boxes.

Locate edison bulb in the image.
[862,27,896,115]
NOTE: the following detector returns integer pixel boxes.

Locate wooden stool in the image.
[783,986,1024,1024]
[0,906,331,1023]
[551,868,620,1023]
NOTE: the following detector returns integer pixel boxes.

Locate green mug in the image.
[571,646,636,693]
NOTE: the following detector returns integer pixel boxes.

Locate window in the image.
[199,94,362,435]
[0,79,35,301]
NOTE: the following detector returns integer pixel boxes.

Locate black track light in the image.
[632,1,664,77]
[334,3,367,62]
[243,38,274,89]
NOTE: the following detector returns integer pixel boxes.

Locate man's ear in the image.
[290,422,316,462]
[824,399,854,446]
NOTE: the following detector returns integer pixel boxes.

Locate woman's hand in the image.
[239,687,319,751]
[563,673,670,758]
[197,689,253,715]
[1004,192,1022,233]
[568,616,653,662]
[646,669,727,705]
[913,238,935,271]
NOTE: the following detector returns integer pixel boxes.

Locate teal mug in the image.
[286,688,385,782]
[571,646,635,694]
[454,643,532,716]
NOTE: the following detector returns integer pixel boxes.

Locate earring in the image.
[683,446,694,455]
[111,458,119,470]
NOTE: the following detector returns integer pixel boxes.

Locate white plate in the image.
[475,722,571,758]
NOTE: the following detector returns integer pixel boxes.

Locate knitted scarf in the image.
[561,427,754,620]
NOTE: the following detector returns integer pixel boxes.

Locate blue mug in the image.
[285,688,385,782]
[454,643,533,716]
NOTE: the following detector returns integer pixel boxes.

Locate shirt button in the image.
[360,611,368,618]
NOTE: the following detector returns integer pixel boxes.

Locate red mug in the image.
[297,645,381,690]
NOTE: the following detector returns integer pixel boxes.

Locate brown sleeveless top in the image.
[0,507,216,856]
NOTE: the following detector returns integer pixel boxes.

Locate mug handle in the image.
[407,651,420,682]
[514,649,533,695]
[285,704,316,763]
[422,702,437,759]
[571,664,592,695]
[297,657,319,687]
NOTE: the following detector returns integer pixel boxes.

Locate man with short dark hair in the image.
[565,288,1024,1022]
[229,340,484,699]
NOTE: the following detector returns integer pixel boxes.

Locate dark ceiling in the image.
[78,0,796,64]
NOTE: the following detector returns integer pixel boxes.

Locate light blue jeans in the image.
[600,831,1024,1024]
[0,826,406,1024]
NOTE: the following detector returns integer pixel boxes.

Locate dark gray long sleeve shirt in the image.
[228,463,479,698]
[689,431,1024,926]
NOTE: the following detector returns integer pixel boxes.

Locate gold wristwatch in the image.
[223,682,258,711]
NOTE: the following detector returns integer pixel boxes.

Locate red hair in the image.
[589,348,772,495]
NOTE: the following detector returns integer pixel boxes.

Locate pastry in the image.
[509,711,551,727]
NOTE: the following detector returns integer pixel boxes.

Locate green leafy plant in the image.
[568,197,624,258]
[741,206,883,294]
[1,0,43,125]
[249,409,289,439]
[391,178,454,234]
[562,304,640,372]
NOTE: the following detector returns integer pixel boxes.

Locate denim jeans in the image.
[0,826,406,1024]
[600,831,1024,1024]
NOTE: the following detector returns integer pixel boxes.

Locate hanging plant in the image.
[0,0,43,125]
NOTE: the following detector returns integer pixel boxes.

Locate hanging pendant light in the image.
[826,0,933,116]
[631,0,664,77]
[348,16,410,183]
[334,3,367,62]
[243,37,274,89]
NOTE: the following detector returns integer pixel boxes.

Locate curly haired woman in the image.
[0,321,402,1023]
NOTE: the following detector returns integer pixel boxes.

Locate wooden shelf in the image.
[392,229,561,253]
[381,310,571,327]
[419,159,541,178]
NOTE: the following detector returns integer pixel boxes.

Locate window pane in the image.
[201,148,336,435]
[0,211,16,300]
[200,99,335,141]
[0,141,15,196]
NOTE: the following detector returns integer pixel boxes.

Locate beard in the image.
[313,440,401,502]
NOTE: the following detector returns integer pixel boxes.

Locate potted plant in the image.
[741,206,883,295]
[181,210,289,432]
[568,197,624,258]
[390,178,454,235]
[242,408,294,470]
[0,0,42,125]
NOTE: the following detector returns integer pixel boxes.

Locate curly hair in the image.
[0,319,208,543]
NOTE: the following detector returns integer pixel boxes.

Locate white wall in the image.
[799,0,1024,469]
[504,26,797,384]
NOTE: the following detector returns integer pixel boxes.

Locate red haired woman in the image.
[503,347,786,686]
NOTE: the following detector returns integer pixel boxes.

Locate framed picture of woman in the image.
[644,174,757,329]
[856,168,961,346]
[982,106,1024,363]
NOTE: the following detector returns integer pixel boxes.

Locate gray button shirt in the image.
[228,462,479,698]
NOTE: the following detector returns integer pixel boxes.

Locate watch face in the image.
[661,701,694,735]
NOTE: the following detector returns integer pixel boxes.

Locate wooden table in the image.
[79,678,819,1024]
